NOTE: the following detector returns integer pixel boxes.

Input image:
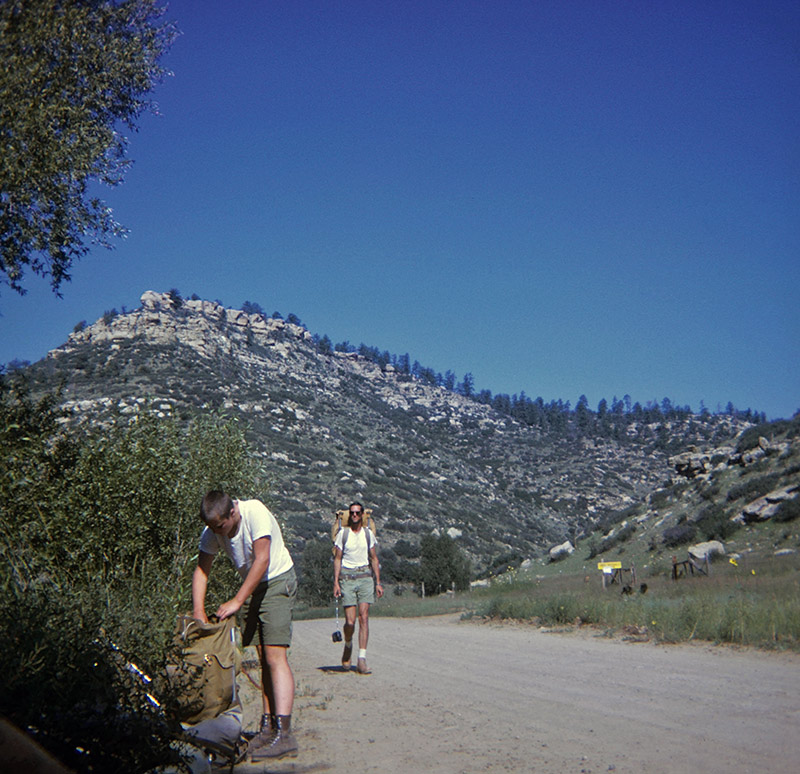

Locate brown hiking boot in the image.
[247,726,276,755]
[250,715,298,760]
[342,641,352,669]
[251,731,298,760]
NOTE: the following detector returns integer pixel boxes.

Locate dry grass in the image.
[299,553,800,651]
[471,554,800,650]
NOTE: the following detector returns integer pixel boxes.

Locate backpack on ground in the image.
[165,615,241,725]
[331,508,376,555]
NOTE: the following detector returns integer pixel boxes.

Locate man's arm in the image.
[369,545,384,599]
[333,546,343,598]
[192,550,215,622]
[216,536,271,620]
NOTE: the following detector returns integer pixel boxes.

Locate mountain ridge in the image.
[24,290,758,576]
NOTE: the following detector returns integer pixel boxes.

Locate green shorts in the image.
[340,568,375,607]
[242,566,297,647]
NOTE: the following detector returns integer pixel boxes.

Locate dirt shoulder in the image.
[236,615,800,774]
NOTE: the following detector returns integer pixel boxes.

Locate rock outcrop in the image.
[736,485,800,524]
[549,540,575,561]
[688,540,725,561]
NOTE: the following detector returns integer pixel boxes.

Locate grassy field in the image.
[297,550,800,651]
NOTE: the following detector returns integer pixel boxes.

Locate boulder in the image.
[140,289,165,309]
[688,540,725,561]
[669,449,710,479]
[741,447,767,465]
[739,485,800,524]
[549,540,574,561]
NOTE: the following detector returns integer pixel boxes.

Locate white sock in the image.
[358,648,367,659]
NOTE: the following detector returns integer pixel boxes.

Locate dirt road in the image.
[237,615,800,774]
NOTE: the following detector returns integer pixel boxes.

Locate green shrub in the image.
[586,523,637,559]
[726,473,782,503]
[663,523,696,548]
[299,538,335,606]
[394,538,420,558]
[696,503,740,541]
[0,377,268,771]
[486,551,524,575]
[774,497,800,523]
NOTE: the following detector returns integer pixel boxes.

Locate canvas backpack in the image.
[331,508,376,555]
[165,615,241,725]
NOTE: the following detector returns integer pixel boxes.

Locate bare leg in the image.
[342,605,357,667]
[250,646,298,759]
[357,603,371,673]
[264,645,294,716]
[255,644,273,716]
[357,602,370,650]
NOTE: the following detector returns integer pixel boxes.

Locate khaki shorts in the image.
[242,567,297,647]
[340,569,375,607]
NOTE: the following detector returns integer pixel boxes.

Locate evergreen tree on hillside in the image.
[419,532,471,595]
[575,394,592,435]
[458,372,475,397]
[315,334,333,354]
[242,300,266,316]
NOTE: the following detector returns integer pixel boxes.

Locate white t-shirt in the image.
[199,499,293,582]
[334,527,376,569]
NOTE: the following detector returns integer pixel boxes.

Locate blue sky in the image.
[2,0,798,419]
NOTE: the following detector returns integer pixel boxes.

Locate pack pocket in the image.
[166,615,241,724]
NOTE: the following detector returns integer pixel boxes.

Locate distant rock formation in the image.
[736,484,800,524]
[670,437,789,481]
[58,290,312,362]
[28,289,761,573]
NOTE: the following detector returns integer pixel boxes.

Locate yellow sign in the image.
[597,561,622,570]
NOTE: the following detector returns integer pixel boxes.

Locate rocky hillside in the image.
[24,291,758,575]
[538,417,800,580]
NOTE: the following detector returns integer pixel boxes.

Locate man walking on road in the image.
[333,502,383,673]
[192,491,298,760]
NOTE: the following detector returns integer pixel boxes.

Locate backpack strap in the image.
[341,527,373,553]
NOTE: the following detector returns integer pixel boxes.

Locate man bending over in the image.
[192,491,298,760]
